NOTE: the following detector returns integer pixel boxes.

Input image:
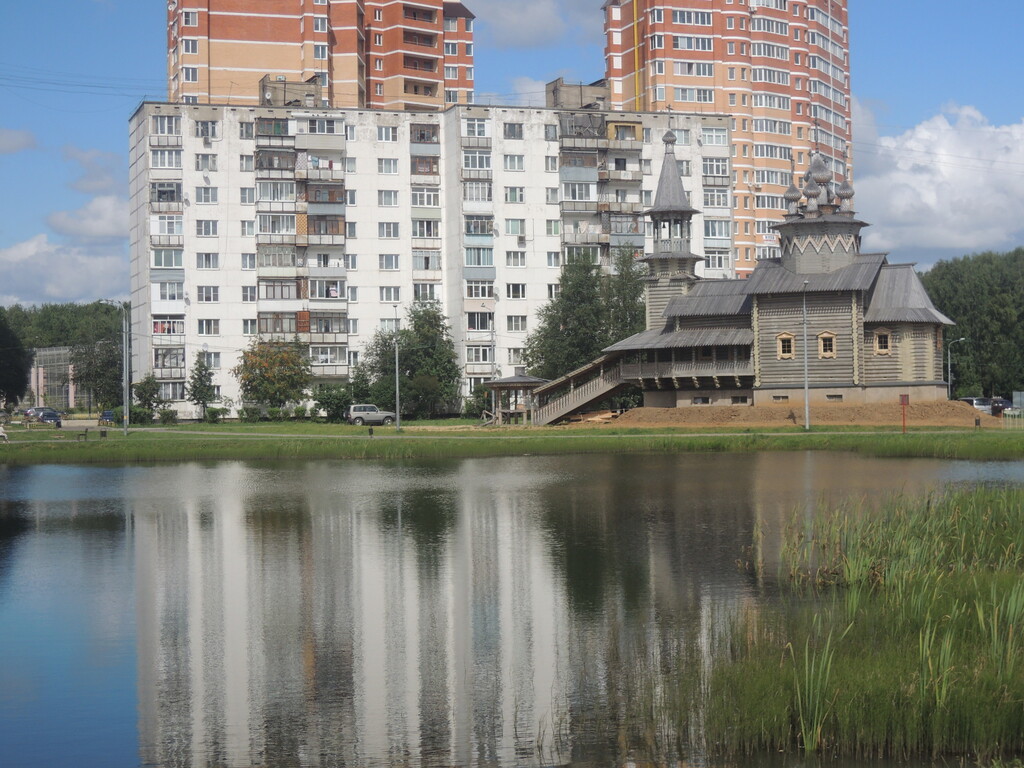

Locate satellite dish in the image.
[264,91,273,101]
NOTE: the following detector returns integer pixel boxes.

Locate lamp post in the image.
[947,336,966,400]
[102,299,130,436]
[393,303,401,432]
[802,280,810,431]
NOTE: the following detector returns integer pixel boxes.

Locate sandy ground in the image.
[602,400,1000,428]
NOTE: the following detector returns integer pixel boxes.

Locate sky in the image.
[2,0,1024,307]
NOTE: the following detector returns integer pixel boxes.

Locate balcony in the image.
[256,200,297,214]
[294,132,344,152]
[598,169,643,182]
[255,134,295,149]
[153,367,186,380]
[152,334,186,347]
[150,234,183,247]
[306,201,346,216]
[310,363,348,378]
[560,200,598,213]
[306,233,346,246]
[563,230,609,245]
[149,134,182,148]
[149,201,183,213]
[462,136,492,150]
[703,174,731,187]
[257,233,305,246]
[560,136,608,150]
[620,361,754,380]
[598,200,643,214]
[296,165,346,182]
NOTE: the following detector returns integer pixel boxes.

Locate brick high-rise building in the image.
[167,0,475,110]
[603,0,850,277]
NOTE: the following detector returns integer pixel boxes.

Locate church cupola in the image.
[641,130,703,328]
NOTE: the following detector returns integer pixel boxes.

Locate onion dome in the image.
[804,177,821,214]
[836,176,855,213]
[810,152,832,185]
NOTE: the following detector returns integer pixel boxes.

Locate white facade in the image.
[128,102,733,415]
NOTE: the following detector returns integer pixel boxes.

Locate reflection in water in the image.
[3,454,1022,767]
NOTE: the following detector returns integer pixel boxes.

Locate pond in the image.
[2,453,1023,767]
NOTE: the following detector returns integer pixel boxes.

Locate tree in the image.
[71,339,123,407]
[604,248,647,342]
[920,248,1024,398]
[231,339,312,407]
[524,259,609,381]
[356,300,462,418]
[0,309,32,408]
[185,352,217,418]
[133,374,164,414]
[314,385,352,422]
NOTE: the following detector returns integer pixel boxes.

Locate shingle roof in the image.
[646,132,700,216]
[604,327,754,352]
[865,264,955,325]
[664,279,754,317]
[746,253,887,295]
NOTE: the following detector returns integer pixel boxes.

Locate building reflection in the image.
[131,454,949,767]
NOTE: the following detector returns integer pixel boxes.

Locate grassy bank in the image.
[702,488,1024,759]
[1,424,1023,465]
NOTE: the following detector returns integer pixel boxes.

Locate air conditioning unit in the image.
[517,236,527,248]
[202,135,211,146]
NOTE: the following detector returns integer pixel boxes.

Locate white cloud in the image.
[47,195,128,241]
[0,234,128,306]
[473,0,601,48]
[63,146,126,195]
[854,102,1024,257]
[0,129,36,154]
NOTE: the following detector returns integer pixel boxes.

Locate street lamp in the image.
[947,336,966,400]
[101,299,130,436]
[802,280,810,431]
[393,303,401,432]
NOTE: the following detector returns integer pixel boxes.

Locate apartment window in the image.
[158,281,184,301]
[196,220,218,237]
[466,280,494,299]
[314,44,328,60]
[503,154,525,171]
[412,219,440,238]
[544,124,558,141]
[378,158,399,174]
[503,123,523,140]
[236,121,255,140]
[240,221,254,236]
[505,219,525,236]
[197,286,219,303]
[308,119,339,134]
[182,11,198,25]
[463,117,489,137]
[547,251,561,268]
[182,39,199,55]
[563,182,594,201]
[345,189,357,205]
[777,333,795,360]
[196,252,219,269]
[411,186,439,207]
[378,189,399,207]
[240,154,254,172]
[545,156,558,172]
[545,220,560,236]
[467,312,494,331]
[195,120,218,139]
[466,346,493,364]
[506,251,526,267]
[151,150,182,169]
[413,283,438,301]
[463,150,491,169]
[310,279,345,299]
[545,187,558,204]
[198,319,220,336]
[444,66,458,79]
[313,16,328,32]
[504,186,524,203]
[258,214,295,234]
[258,313,297,333]
[347,286,358,302]
[413,250,440,270]
[243,319,257,335]
[702,127,728,146]
[183,67,198,83]
[380,286,401,303]
[259,280,297,300]
[445,42,458,55]
[346,222,357,238]
[195,186,217,204]
[463,182,492,202]
[508,348,524,366]
[240,187,255,205]
[547,284,561,300]
[195,154,217,172]
[379,253,400,270]
[507,315,527,332]
[506,283,526,300]
[151,116,181,135]
[465,247,493,266]
[242,286,257,303]
[152,249,183,268]
[464,215,493,235]
[818,332,837,359]
[377,126,398,142]
[378,222,400,239]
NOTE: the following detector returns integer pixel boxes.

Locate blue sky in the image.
[2,0,1023,306]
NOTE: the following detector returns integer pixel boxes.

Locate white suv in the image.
[344,404,396,426]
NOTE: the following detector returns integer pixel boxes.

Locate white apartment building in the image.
[129,101,733,415]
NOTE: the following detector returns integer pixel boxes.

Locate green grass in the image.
[2,422,1023,465]
[701,488,1024,760]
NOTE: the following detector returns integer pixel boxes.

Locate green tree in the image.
[71,339,123,407]
[604,248,647,342]
[920,248,1024,398]
[185,352,217,418]
[357,300,461,418]
[133,374,164,415]
[313,385,352,422]
[3,301,120,349]
[0,309,33,408]
[231,339,312,407]
[524,259,608,380]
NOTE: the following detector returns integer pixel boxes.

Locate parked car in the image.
[344,404,396,426]
[959,397,992,414]
[24,407,62,423]
[38,411,62,428]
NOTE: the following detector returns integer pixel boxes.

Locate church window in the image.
[777,332,795,360]
[874,329,891,355]
[818,331,836,359]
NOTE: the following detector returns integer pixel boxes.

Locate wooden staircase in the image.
[533,356,629,426]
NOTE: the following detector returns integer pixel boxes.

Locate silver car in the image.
[345,404,396,426]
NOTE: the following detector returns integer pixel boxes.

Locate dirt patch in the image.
[602,400,999,429]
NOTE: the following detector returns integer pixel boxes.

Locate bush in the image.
[237,407,262,423]
[158,408,178,425]
[204,407,227,424]
[267,407,285,421]
[314,385,352,423]
[292,404,307,420]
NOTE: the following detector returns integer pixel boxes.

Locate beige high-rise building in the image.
[167,0,475,110]
[603,0,851,277]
